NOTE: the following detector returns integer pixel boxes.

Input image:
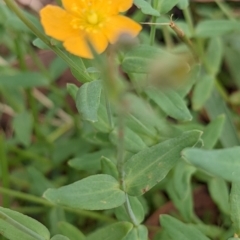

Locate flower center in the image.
[87,11,99,25]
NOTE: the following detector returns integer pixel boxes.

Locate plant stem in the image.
[47,122,74,142]
[3,0,91,83]
[116,106,138,226]
[162,26,174,49]
[0,211,45,240]
[0,133,10,208]
[215,0,235,20]
[104,91,114,129]
[149,0,158,45]
[9,146,51,168]
[117,112,125,187]
[124,194,138,226]
[183,8,194,34]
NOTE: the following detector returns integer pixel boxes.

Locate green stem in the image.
[0,187,115,223]
[3,0,91,83]
[9,146,51,168]
[117,112,125,187]
[124,194,138,226]
[162,26,174,49]
[47,122,74,142]
[12,206,46,215]
[215,0,235,20]
[0,133,10,207]
[0,211,45,240]
[104,91,114,129]
[182,8,194,34]
[116,107,138,226]
[149,0,158,45]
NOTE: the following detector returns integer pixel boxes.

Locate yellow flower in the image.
[40,0,142,58]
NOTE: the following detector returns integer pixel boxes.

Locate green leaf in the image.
[110,127,147,153]
[86,222,133,240]
[32,38,50,50]
[167,161,196,221]
[177,64,200,98]
[13,111,33,147]
[0,72,48,88]
[67,83,78,100]
[202,115,225,149]
[182,147,240,182]
[205,38,223,76]
[76,80,102,122]
[124,93,165,138]
[121,45,167,74]
[101,157,119,179]
[195,20,240,38]
[160,215,210,240]
[225,44,240,88]
[43,174,126,210]
[51,235,70,240]
[145,87,192,121]
[58,222,85,240]
[205,89,240,147]
[68,148,115,173]
[123,225,148,240]
[67,53,92,83]
[115,197,145,225]
[0,207,50,240]
[124,130,202,196]
[158,0,179,14]
[177,0,189,9]
[230,182,240,235]
[134,0,160,17]
[27,166,54,196]
[208,178,229,215]
[190,223,224,239]
[192,74,215,111]
[90,99,113,133]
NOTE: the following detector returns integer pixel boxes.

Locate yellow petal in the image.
[63,31,108,58]
[115,0,133,12]
[40,5,78,41]
[103,15,142,44]
[62,0,88,14]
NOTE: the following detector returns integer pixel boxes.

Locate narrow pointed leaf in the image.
[110,127,147,153]
[13,111,33,147]
[158,0,179,14]
[230,182,240,236]
[202,115,225,149]
[124,130,202,196]
[51,235,70,240]
[0,207,50,240]
[182,147,240,181]
[76,80,102,122]
[160,215,210,240]
[195,20,239,38]
[86,222,133,240]
[43,174,126,210]
[145,87,192,121]
[58,222,85,240]
[134,0,160,16]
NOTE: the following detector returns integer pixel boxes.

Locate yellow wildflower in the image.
[40,0,142,58]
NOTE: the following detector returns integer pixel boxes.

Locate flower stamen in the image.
[87,11,99,25]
